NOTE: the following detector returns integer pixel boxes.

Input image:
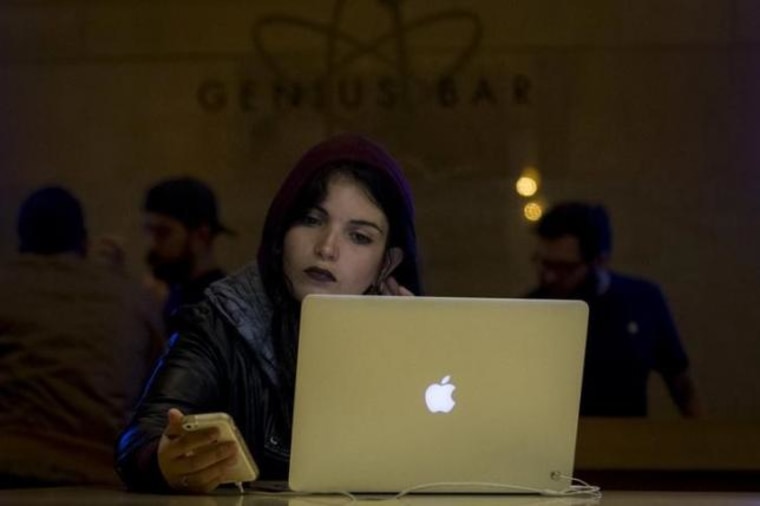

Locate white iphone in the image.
[181,412,259,484]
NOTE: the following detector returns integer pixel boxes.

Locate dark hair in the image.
[17,186,87,255]
[535,202,612,261]
[272,162,413,302]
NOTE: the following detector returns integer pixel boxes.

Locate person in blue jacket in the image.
[526,202,701,418]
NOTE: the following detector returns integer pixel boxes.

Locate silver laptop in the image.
[289,295,589,494]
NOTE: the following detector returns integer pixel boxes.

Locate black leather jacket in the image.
[115,263,293,491]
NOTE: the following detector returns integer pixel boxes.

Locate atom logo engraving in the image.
[252,0,483,82]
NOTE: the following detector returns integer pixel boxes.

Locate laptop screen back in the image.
[289,295,588,494]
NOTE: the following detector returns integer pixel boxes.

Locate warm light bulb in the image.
[515,176,538,197]
[524,202,543,222]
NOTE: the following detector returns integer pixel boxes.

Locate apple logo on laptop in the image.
[425,375,456,413]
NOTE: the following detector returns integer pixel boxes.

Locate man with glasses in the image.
[526,202,701,418]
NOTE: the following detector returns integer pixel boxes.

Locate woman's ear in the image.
[379,247,404,281]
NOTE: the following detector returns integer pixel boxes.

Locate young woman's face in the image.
[283,175,391,302]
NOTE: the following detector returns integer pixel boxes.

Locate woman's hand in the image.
[157,408,239,494]
[379,276,414,296]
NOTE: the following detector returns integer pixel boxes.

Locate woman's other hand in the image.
[379,276,414,296]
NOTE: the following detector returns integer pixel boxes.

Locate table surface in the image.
[1,487,760,506]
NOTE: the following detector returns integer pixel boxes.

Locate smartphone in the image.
[181,412,259,484]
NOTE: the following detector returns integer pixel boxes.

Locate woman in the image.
[116,134,422,493]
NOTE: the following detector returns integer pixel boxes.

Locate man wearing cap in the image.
[143,177,233,333]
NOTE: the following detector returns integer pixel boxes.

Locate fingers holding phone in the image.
[157,408,239,493]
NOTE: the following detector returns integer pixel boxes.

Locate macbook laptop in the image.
[288,295,589,494]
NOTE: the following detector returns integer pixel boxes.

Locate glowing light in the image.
[515,176,538,197]
[523,202,543,222]
[515,166,540,197]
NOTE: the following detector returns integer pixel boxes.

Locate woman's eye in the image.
[300,214,321,226]
[350,232,373,245]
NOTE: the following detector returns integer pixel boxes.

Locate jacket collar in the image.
[204,262,281,387]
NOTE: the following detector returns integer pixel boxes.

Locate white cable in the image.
[245,474,602,502]
[388,476,601,500]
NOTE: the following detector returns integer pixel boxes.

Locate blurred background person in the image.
[143,177,234,333]
[0,186,164,487]
[526,201,701,418]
